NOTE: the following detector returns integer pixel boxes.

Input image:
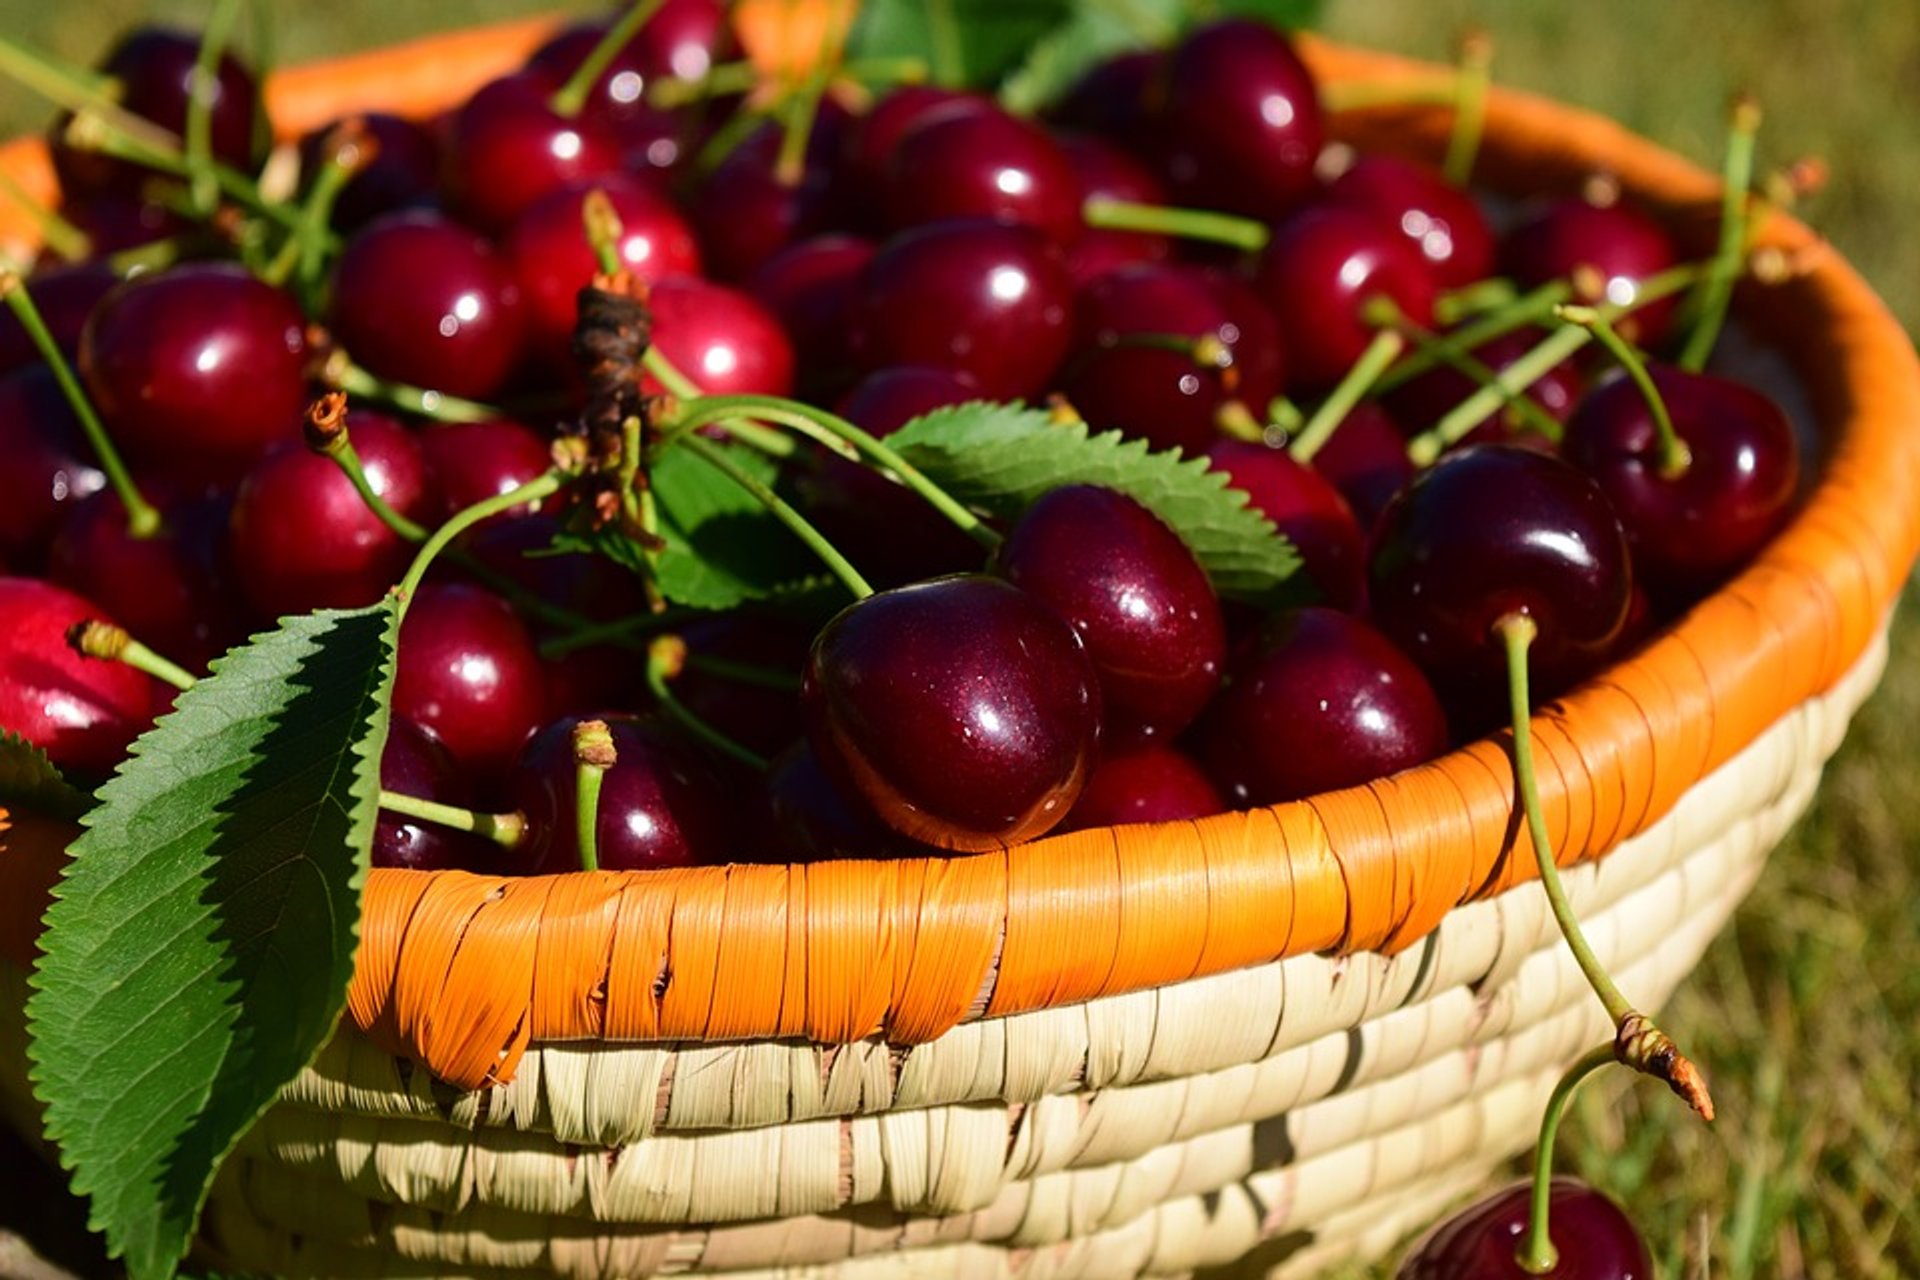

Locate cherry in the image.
[803,574,1102,851]
[1152,19,1323,220]
[59,197,188,259]
[667,610,813,760]
[1368,444,1632,715]
[852,219,1073,400]
[881,104,1081,244]
[0,367,106,565]
[1561,367,1798,595]
[1501,197,1681,348]
[1302,401,1415,532]
[643,275,795,397]
[1327,155,1496,291]
[79,263,309,471]
[329,211,526,400]
[842,87,989,212]
[1384,328,1583,442]
[1056,134,1172,285]
[747,233,875,399]
[690,110,849,282]
[1253,204,1438,391]
[417,418,553,520]
[0,263,116,376]
[1057,742,1224,833]
[506,174,700,369]
[1396,1178,1652,1280]
[0,576,152,774]
[1047,50,1160,138]
[760,742,933,861]
[298,112,441,232]
[995,485,1224,738]
[227,410,433,620]
[1206,440,1367,612]
[393,582,547,782]
[374,719,489,871]
[507,712,743,872]
[1198,606,1448,806]
[439,73,623,234]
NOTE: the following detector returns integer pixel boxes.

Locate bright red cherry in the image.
[440,73,623,234]
[1206,440,1367,612]
[1501,197,1681,348]
[0,367,106,565]
[1057,743,1225,833]
[374,719,490,871]
[642,275,795,397]
[1327,155,1496,290]
[0,577,152,774]
[1396,1178,1653,1280]
[803,575,1102,851]
[882,104,1081,244]
[418,419,553,520]
[393,583,547,781]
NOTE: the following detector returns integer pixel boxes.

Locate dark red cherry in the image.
[0,367,107,565]
[1198,606,1448,806]
[1153,19,1323,220]
[643,275,794,397]
[803,574,1102,851]
[669,610,813,760]
[1501,198,1681,348]
[1396,1177,1652,1280]
[299,112,441,232]
[882,104,1081,244]
[418,418,553,520]
[374,719,490,871]
[1207,440,1367,612]
[329,211,526,400]
[996,485,1224,738]
[1253,204,1438,391]
[0,576,152,773]
[842,87,989,210]
[1304,401,1415,532]
[0,262,116,376]
[1057,743,1225,833]
[227,410,433,620]
[58,197,188,259]
[853,220,1073,400]
[1383,328,1583,443]
[1057,134,1172,285]
[761,742,934,861]
[79,263,308,470]
[1562,367,1799,595]
[50,27,264,200]
[1327,155,1496,291]
[747,233,875,399]
[508,712,743,872]
[393,583,547,781]
[690,110,849,282]
[1368,444,1633,713]
[1047,50,1160,138]
[506,175,700,369]
[440,73,623,234]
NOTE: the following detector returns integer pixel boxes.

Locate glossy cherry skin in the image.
[0,262,117,375]
[299,112,441,232]
[506,175,700,369]
[690,112,848,282]
[1561,367,1799,595]
[1327,155,1496,291]
[418,418,553,519]
[643,275,795,397]
[1152,19,1323,220]
[0,577,152,774]
[748,234,876,399]
[507,713,744,872]
[0,367,106,565]
[227,411,434,621]
[1058,743,1225,833]
[1305,401,1415,532]
[330,211,526,400]
[1396,1177,1652,1280]
[1254,204,1439,391]
[996,485,1225,738]
[803,574,1102,851]
[1501,198,1680,348]
[79,263,309,470]
[1207,440,1367,612]
[393,583,547,782]
[1368,444,1633,712]
[852,220,1074,400]
[882,104,1081,244]
[842,87,989,211]
[1198,607,1448,806]
[440,73,622,234]
[1056,133,1173,285]
[374,719,490,871]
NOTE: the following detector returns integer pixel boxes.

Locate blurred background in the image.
[0,2,1914,1277]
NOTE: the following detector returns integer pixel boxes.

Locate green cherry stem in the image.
[1678,94,1762,373]
[0,167,91,262]
[675,431,874,598]
[1432,276,1520,327]
[63,110,315,243]
[550,0,670,117]
[329,355,501,423]
[1081,196,1270,253]
[684,651,803,693]
[0,35,179,156]
[185,0,245,214]
[1368,295,1565,445]
[0,268,161,538]
[67,619,197,691]
[394,470,569,607]
[262,118,371,294]
[377,790,526,850]
[1374,278,1572,395]
[925,0,964,86]
[306,393,432,543]
[1557,303,1691,476]
[776,71,829,186]
[1442,29,1492,187]
[1288,328,1404,463]
[649,58,763,108]
[645,635,771,770]
[1318,77,1461,114]
[1518,1041,1618,1274]
[570,719,615,872]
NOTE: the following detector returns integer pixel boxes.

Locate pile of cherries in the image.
[0,8,1801,1272]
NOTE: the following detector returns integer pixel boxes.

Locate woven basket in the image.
[2,18,1919,1280]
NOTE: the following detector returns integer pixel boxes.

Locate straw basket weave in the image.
[1,18,1918,1280]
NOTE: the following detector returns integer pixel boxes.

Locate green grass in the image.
[0,2,1916,1276]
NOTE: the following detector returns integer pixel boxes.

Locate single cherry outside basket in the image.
[1,17,1917,1280]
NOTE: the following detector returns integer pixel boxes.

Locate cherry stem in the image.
[1518,1041,1618,1273]
[1557,303,1691,476]
[0,167,91,262]
[0,269,161,539]
[650,58,763,108]
[1289,328,1404,463]
[775,71,829,186]
[330,356,500,424]
[1268,396,1306,438]
[307,394,432,544]
[550,0,670,118]
[1677,94,1762,374]
[394,470,569,606]
[1442,29,1493,187]
[376,789,526,850]
[1080,196,1270,253]
[925,0,964,86]
[263,119,372,294]
[537,606,694,659]
[0,35,180,157]
[1319,78,1461,114]
[570,720,615,872]
[1375,279,1571,395]
[644,635,771,770]
[185,0,245,215]
[674,431,874,599]
[1214,399,1266,443]
[685,651,803,693]
[68,620,196,691]
[1368,295,1565,445]
[1433,276,1519,327]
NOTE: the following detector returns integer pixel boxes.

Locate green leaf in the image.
[25,603,400,1280]
[0,731,91,822]
[888,402,1304,604]
[1213,0,1326,29]
[999,0,1182,113]
[848,0,1074,88]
